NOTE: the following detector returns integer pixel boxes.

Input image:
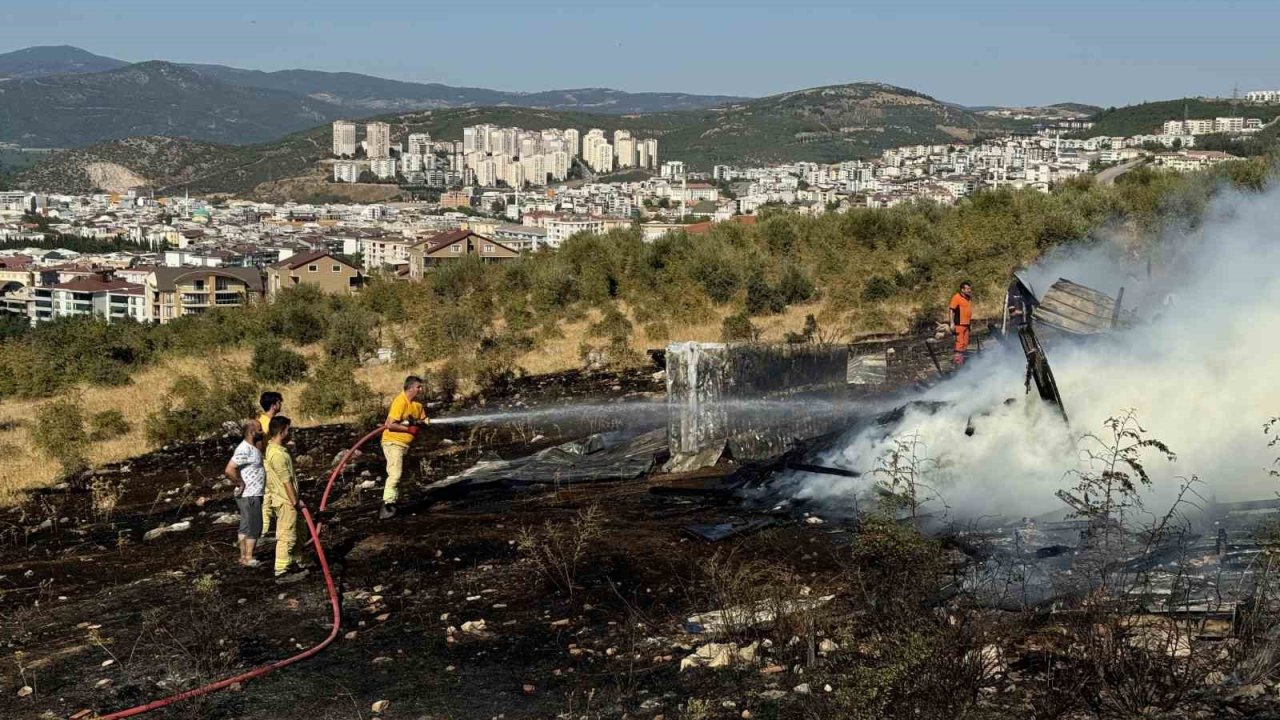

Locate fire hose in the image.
[96,422,393,718]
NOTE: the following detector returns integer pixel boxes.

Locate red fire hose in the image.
[97,423,386,718]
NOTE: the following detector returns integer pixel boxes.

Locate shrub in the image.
[88,409,131,442]
[587,304,633,339]
[323,307,378,362]
[777,264,816,304]
[33,400,89,479]
[145,364,258,445]
[265,286,328,344]
[250,341,309,384]
[745,269,786,315]
[299,359,372,419]
[721,310,759,342]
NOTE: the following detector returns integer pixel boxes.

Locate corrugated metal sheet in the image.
[1034,278,1118,335]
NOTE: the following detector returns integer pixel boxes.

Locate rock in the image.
[371,699,390,713]
[639,698,663,710]
[372,656,393,665]
[1204,671,1226,686]
[522,683,536,694]
[793,683,811,695]
[759,690,787,701]
[760,664,785,674]
[101,659,116,668]
[550,618,571,627]
[376,613,390,622]
[212,513,239,525]
[95,678,113,689]
[17,685,33,697]
[737,641,760,663]
[143,520,191,542]
[358,480,377,490]
[461,619,487,633]
[970,644,1007,678]
[818,639,839,655]
[70,711,94,720]
[1229,684,1267,700]
[360,470,371,478]
[741,711,752,719]
[221,420,240,435]
[823,684,832,693]
[804,516,824,525]
[296,454,314,469]
[345,631,358,640]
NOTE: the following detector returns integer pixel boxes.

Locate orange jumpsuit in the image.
[949,292,972,366]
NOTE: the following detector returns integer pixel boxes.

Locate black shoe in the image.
[379,503,397,520]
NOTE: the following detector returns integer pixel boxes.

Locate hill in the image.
[0,61,349,147]
[17,82,1012,195]
[1086,98,1280,136]
[11,136,233,193]
[183,64,746,114]
[0,45,126,79]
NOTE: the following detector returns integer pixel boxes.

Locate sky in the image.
[3,0,1279,107]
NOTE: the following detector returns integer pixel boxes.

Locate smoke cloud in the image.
[783,182,1280,520]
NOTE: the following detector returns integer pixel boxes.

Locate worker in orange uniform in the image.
[380,375,428,520]
[948,281,974,368]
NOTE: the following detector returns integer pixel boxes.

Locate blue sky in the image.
[3,0,1278,107]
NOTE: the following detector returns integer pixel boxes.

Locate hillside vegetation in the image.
[1086,98,1280,137]
[0,160,1271,498]
[18,83,1015,194]
[0,61,346,147]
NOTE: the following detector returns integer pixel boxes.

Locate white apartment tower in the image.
[332,121,357,157]
[564,128,580,157]
[641,139,658,169]
[366,122,392,158]
[615,136,637,168]
[583,129,613,173]
[407,133,432,155]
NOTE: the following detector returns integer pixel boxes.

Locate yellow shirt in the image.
[382,391,426,445]
[264,442,297,501]
[258,413,273,436]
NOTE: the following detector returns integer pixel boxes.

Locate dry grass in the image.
[0,298,912,506]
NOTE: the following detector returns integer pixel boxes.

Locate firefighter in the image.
[380,376,428,519]
[948,281,974,367]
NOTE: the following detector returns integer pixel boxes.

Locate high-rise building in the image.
[582,129,613,173]
[407,133,432,155]
[564,129,580,157]
[613,129,631,145]
[332,121,357,157]
[615,136,637,168]
[642,139,658,169]
[366,122,391,158]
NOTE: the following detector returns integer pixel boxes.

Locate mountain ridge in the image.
[15,82,1015,195]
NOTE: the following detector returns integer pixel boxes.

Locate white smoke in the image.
[786,182,1280,520]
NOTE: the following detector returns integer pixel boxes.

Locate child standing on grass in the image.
[224,420,265,567]
[262,415,306,579]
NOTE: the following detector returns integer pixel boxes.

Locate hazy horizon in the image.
[3,0,1278,108]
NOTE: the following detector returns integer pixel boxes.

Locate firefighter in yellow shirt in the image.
[380,375,428,519]
[262,415,305,578]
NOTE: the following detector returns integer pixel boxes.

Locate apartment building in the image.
[145,266,265,323]
[366,122,392,158]
[267,249,363,296]
[332,121,357,156]
[362,234,415,270]
[406,230,518,279]
[33,276,147,324]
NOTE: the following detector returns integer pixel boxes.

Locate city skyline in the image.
[2,0,1278,107]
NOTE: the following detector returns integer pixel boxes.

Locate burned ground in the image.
[3,367,1280,719]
